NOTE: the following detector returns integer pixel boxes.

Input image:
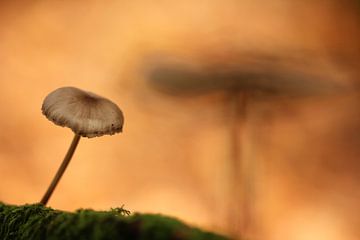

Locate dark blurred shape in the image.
[146,54,347,98]
[145,52,353,239]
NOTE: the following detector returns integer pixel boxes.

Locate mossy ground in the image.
[0,202,230,240]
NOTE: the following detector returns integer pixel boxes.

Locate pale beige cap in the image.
[42,87,124,138]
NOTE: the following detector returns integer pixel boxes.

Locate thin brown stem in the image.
[40,134,81,205]
[228,91,250,238]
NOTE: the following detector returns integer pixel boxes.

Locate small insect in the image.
[111,205,131,216]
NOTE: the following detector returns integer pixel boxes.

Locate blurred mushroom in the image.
[146,55,347,237]
[40,87,124,205]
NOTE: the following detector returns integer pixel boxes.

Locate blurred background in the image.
[0,0,359,239]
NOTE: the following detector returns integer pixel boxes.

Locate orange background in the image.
[0,1,359,239]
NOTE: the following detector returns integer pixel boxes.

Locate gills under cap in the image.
[42,87,124,138]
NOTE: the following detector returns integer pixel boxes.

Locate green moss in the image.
[0,203,230,240]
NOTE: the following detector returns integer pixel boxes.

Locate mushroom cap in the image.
[42,87,124,138]
[147,55,346,99]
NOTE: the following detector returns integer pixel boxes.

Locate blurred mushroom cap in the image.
[42,87,124,138]
[146,55,347,98]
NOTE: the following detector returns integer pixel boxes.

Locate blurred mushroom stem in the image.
[40,134,81,205]
[228,91,254,238]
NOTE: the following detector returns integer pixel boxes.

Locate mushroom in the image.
[40,86,124,205]
[145,54,347,237]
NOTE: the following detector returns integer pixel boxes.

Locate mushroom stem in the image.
[228,91,251,238]
[40,134,81,205]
